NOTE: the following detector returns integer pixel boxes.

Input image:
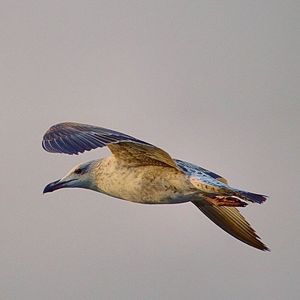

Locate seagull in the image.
[42,122,269,251]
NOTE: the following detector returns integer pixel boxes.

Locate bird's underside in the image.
[42,122,269,251]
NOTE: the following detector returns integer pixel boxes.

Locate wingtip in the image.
[255,240,270,252]
[259,244,271,252]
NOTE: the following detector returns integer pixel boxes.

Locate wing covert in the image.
[175,159,229,185]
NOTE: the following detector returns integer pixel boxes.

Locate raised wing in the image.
[42,122,149,154]
[42,122,180,169]
[192,200,269,251]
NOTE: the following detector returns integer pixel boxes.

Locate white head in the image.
[43,160,98,194]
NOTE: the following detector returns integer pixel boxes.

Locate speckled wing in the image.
[175,159,228,184]
[108,142,180,169]
[175,159,229,193]
[192,201,269,251]
[42,122,180,169]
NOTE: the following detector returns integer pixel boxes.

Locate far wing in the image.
[192,200,269,251]
[42,122,180,169]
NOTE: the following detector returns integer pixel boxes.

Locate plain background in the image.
[1,1,299,299]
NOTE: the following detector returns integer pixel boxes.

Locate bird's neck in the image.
[90,156,131,198]
[88,158,113,193]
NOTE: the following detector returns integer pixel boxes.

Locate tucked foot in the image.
[206,196,248,207]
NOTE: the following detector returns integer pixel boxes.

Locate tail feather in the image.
[235,190,268,204]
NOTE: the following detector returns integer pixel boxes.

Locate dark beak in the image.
[43,179,65,194]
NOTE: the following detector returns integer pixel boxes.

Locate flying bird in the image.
[42,122,269,251]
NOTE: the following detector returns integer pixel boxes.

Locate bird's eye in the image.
[74,168,82,174]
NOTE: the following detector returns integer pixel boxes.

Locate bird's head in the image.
[43,160,97,194]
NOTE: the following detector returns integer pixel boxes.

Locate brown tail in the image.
[192,200,269,251]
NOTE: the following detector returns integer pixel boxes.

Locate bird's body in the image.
[43,122,269,251]
[91,157,194,204]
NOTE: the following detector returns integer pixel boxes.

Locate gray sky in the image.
[1,1,299,299]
